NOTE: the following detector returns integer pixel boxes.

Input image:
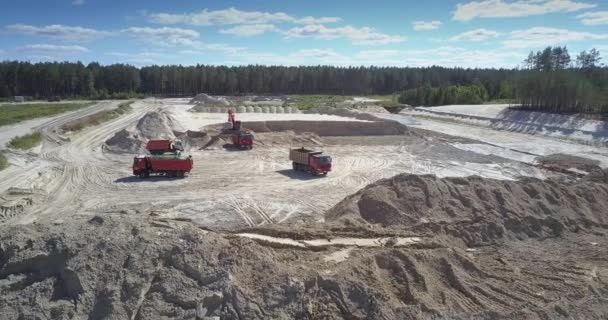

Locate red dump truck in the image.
[231,132,254,149]
[133,154,193,178]
[289,147,332,176]
[146,140,184,155]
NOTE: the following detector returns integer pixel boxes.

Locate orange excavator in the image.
[226,109,254,150]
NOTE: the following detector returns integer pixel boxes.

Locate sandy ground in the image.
[417,104,515,118]
[1,98,607,319]
[408,104,608,145]
[379,112,608,168]
[0,98,549,229]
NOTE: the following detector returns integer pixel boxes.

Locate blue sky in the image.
[0,0,607,68]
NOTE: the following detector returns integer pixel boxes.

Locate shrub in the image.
[7,132,42,150]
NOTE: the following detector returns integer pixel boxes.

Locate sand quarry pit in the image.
[1,97,608,319]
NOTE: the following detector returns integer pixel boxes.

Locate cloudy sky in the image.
[0,0,607,68]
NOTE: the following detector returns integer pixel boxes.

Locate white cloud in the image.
[5,24,112,42]
[454,0,596,21]
[223,48,352,66]
[450,28,500,41]
[219,24,279,37]
[504,27,608,48]
[72,0,84,5]
[577,11,608,25]
[203,43,245,55]
[107,51,165,65]
[284,24,405,45]
[220,46,520,68]
[27,55,56,61]
[148,7,340,26]
[413,21,442,30]
[357,46,521,68]
[122,27,200,47]
[17,44,89,54]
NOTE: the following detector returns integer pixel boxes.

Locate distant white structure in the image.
[14,96,25,103]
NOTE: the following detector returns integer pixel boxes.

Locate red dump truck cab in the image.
[289,148,332,176]
[146,140,184,155]
[231,132,254,149]
[133,154,193,178]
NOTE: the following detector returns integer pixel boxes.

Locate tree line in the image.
[0,47,606,114]
[398,81,501,106]
[518,46,607,113]
[0,61,515,98]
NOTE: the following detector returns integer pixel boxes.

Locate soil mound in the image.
[1,214,606,319]
[104,111,184,153]
[104,129,146,153]
[241,120,410,136]
[177,130,212,150]
[135,111,177,140]
[326,174,608,246]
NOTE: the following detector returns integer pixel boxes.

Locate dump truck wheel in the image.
[323,172,328,176]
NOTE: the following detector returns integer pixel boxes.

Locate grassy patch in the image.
[7,132,42,150]
[285,94,398,110]
[62,101,133,132]
[0,102,95,127]
[286,95,351,110]
[0,152,8,171]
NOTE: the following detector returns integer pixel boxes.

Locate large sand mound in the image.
[326,174,608,246]
[104,111,182,153]
[1,214,606,319]
[241,120,410,136]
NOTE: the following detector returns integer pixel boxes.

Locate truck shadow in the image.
[276,169,326,180]
[222,144,252,152]
[114,176,185,183]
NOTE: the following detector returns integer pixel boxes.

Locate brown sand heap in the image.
[1,213,607,319]
[240,120,409,136]
[104,111,182,153]
[173,130,212,150]
[326,174,608,246]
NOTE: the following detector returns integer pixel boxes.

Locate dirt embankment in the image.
[326,174,608,246]
[1,214,607,320]
[241,120,410,137]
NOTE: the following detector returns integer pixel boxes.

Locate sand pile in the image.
[241,120,409,136]
[135,111,177,140]
[104,111,182,153]
[1,214,606,319]
[176,130,212,150]
[326,174,608,246]
[190,93,231,106]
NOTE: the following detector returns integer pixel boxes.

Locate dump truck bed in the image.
[289,148,321,164]
[148,156,193,172]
